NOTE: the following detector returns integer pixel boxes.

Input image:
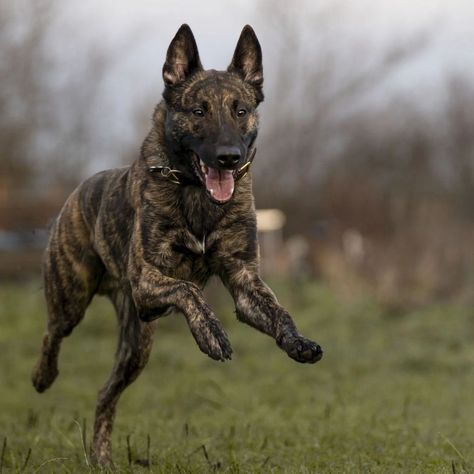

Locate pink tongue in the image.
[205,168,235,202]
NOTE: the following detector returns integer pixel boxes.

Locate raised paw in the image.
[190,316,233,362]
[277,334,323,364]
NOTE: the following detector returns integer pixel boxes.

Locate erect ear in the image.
[163,24,203,86]
[227,25,263,89]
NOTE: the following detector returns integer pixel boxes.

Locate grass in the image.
[0,278,473,473]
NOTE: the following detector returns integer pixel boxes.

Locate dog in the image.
[32,24,323,465]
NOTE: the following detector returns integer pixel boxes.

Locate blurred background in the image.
[1,0,474,310]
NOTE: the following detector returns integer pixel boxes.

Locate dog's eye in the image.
[237,109,247,117]
[193,108,205,117]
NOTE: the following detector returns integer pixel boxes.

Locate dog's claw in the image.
[278,334,323,364]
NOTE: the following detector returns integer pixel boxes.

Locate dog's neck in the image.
[139,102,171,168]
[135,102,231,239]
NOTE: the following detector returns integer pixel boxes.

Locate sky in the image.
[57,0,474,72]
[34,0,474,172]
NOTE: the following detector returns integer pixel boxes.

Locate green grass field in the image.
[0,279,473,473]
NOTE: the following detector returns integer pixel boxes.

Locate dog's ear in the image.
[228,25,263,91]
[163,24,203,86]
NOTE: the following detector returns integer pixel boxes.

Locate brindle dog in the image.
[32,24,323,465]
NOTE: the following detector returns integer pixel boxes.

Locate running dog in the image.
[32,24,323,465]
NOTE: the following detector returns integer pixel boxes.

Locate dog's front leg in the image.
[131,266,232,361]
[221,263,322,363]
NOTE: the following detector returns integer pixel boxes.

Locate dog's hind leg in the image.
[32,215,103,393]
[92,290,154,466]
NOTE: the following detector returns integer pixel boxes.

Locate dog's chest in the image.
[154,226,221,285]
[179,230,207,254]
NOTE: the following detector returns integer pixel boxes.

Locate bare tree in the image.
[0,0,110,200]
[252,0,430,226]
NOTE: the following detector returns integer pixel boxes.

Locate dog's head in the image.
[161,24,263,204]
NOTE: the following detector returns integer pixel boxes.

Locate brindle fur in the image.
[32,24,322,466]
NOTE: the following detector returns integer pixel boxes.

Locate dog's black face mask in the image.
[161,24,264,203]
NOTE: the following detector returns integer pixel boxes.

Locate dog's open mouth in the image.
[192,153,235,203]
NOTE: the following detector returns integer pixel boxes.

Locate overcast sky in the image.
[39,0,474,172]
[56,0,474,73]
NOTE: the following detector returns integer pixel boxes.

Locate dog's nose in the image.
[216,146,241,168]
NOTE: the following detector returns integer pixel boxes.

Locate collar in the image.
[148,148,256,185]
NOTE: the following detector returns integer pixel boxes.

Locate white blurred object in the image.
[256,209,286,275]
[256,209,286,232]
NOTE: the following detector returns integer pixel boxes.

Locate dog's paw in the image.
[192,317,233,362]
[32,361,58,393]
[278,334,323,364]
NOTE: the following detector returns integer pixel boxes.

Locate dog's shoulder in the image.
[74,167,131,227]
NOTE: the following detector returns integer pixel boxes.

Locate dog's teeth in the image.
[198,159,209,176]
